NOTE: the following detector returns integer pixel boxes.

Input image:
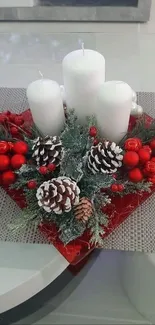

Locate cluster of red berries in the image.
[27,163,56,190]
[0,111,25,137]
[89,126,102,146]
[110,183,124,192]
[123,137,155,183]
[0,140,28,185]
[39,163,56,175]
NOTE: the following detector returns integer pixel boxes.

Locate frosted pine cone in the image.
[36,176,80,214]
[32,135,63,167]
[87,141,123,174]
[74,197,93,223]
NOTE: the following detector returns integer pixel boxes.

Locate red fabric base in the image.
[2,111,155,265]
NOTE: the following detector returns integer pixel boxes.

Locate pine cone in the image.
[36,176,80,214]
[87,141,123,174]
[74,197,93,223]
[32,135,63,167]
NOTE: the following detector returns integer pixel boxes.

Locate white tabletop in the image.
[0,242,68,313]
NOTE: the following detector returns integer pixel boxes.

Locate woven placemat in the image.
[0,89,155,252]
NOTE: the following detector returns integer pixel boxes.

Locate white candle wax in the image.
[27,79,64,136]
[62,49,105,121]
[96,81,133,143]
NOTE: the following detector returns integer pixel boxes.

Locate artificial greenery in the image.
[4,111,154,246]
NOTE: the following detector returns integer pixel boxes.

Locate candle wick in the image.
[82,43,85,56]
[39,70,44,79]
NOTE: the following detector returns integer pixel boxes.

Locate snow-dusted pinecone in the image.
[36,176,80,214]
[32,135,63,167]
[74,197,93,223]
[87,141,123,174]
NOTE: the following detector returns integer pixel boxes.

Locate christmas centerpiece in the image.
[1,48,155,264]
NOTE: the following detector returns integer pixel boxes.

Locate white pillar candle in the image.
[27,79,64,136]
[62,49,105,121]
[96,81,133,143]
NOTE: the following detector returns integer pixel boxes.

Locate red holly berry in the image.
[123,151,139,167]
[117,184,124,192]
[93,138,99,146]
[145,161,155,174]
[0,141,9,154]
[8,142,14,151]
[149,139,155,150]
[11,154,26,169]
[0,155,10,171]
[14,116,24,126]
[27,180,37,189]
[110,184,118,192]
[48,163,56,172]
[13,141,28,155]
[39,166,48,175]
[148,176,155,184]
[142,145,152,155]
[128,168,143,183]
[124,138,142,152]
[89,126,97,137]
[138,148,151,164]
[2,170,16,185]
[10,126,19,136]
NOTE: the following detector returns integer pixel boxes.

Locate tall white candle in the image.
[62,49,105,121]
[27,79,64,136]
[96,81,133,143]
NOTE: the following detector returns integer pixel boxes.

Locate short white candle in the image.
[62,49,105,121]
[96,81,133,143]
[27,79,64,136]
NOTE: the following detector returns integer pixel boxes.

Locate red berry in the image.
[128,168,143,183]
[142,145,152,155]
[39,166,48,175]
[138,148,151,164]
[11,154,26,170]
[13,141,28,155]
[14,116,24,126]
[145,161,155,174]
[124,138,142,152]
[151,157,155,163]
[48,163,56,172]
[0,155,10,171]
[89,126,97,137]
[2,170,16,185]
[148,176,155,184]
[8,142,14,151]
[117,184,124,192]
[111,184,118,192]
[123,151,139,167]
[93,138,99,146]
[27,180,37,189]
[0,141,9,154]
[149,139,155,150]
[10,126,19,136]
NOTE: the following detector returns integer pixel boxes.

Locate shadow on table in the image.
[0,250,100,325]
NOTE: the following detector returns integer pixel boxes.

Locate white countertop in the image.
[0,242,68,313]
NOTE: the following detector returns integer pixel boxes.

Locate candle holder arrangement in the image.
[0,107,155,264]
[0,49,153,264]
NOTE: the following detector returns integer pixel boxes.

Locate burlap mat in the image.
[0,89,155,252]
